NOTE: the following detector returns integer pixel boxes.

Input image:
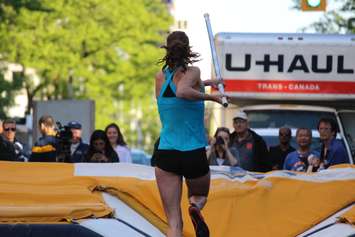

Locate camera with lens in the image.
[215,136,225,146]
[55,121,73,162]
[90,153,108,163]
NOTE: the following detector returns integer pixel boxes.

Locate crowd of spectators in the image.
[0,112,350,172]
[0,115,132,164]
[206,111,350,173]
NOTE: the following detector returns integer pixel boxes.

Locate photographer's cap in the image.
[67,121,82,129]
[233,111,248,121]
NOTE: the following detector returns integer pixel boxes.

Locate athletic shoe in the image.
[188,203,209,237]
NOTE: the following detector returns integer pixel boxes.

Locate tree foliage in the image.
[292,0,355,33]
[0,0,172,150]
[0,69,23,118]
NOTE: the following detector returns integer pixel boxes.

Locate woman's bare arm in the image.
[225,148,238,166]
[202,79,223,88]
[155,71,164,99]
[175,67,222,104]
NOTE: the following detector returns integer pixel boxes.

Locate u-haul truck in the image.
[211,33,355,163]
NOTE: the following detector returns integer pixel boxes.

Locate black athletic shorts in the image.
[154,147,210,179]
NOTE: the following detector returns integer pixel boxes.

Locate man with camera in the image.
[30,115,58,162]
[67,121,89,163]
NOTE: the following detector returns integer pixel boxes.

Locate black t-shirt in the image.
[0,136,16,161]
[269,145,295,170]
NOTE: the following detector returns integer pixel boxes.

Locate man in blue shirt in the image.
[30,115,58,162]
[283,128,320,172]
[317,118,349,168]
[67,121,89,163]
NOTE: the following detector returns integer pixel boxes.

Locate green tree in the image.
[0,69,23,118]
[0,0,172,150]
[292,0,355,33]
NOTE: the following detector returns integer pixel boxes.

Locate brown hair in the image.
[2,118,16,129]
[38,115,55,128]
[105,123,127,146]
[159,31,200,72]
[317,117,338,133]
[213,127,230,138]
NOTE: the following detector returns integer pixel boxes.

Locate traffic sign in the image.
[301,0,326,11]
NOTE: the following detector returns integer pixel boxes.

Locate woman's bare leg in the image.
[186,171,210,209]
[186,172,211,237]
[155,167,183,237]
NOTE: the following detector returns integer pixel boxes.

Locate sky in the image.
[172,0,327,79]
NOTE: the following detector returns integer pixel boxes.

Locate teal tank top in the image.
[157,68,207,151]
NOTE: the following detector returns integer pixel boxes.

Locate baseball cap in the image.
[67,121,82,129]
[233,111,248,121]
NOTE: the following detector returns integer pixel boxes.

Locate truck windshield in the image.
[262,135,321,151]
[339,111,355,161]
[245,110,336,130]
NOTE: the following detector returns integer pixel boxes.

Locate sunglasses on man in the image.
[4,127,16,132]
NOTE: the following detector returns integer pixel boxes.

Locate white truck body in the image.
[216,33,355,101]
[212,33,355,163]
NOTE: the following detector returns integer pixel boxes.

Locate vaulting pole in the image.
[204,13,228,107]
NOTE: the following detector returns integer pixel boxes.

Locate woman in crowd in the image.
[105,123,132,163]
[85,130,119,163]
[207,127,238,166]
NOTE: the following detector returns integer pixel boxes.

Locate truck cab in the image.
[240,104,355,163]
